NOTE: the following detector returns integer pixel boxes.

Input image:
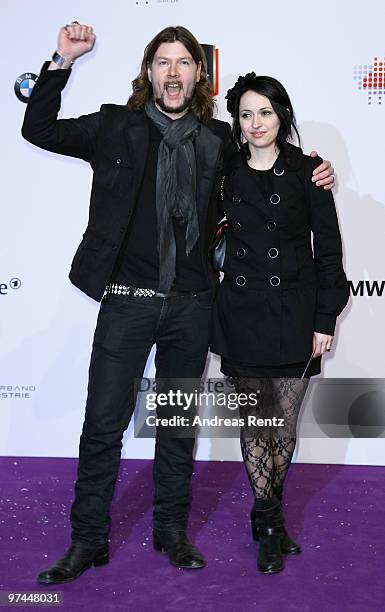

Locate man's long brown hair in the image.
[127,26,215,122]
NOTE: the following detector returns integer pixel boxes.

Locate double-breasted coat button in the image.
[274,167,285,176]
[267,221,277,231]
[237,248,246,258]
[236,275,246,286]
[270,193,281,205]
[112,245,118,251]
[233,222,242,231]
[270,276,281,286]
[268,248,279,259]
[232,195,242,204]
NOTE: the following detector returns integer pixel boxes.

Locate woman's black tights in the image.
[236,378,309,499]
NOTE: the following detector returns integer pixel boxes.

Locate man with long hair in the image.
[22,23,334,583]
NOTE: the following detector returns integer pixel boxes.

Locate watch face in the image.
[52,52,64,66]
[14,72,38,103]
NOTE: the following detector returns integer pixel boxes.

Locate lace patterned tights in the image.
[235,378,309,499]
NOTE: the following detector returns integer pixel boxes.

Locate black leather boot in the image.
[37,543,109,584]
[251,496,284,574]
[251,487,301,555]
[273,485,301,554]
[153,530,206,569]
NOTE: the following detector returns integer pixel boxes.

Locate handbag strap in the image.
[301,351,315,379]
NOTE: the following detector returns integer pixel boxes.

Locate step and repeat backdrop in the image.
[1,0,384,464]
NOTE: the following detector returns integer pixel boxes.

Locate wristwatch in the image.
[51,51,74,68]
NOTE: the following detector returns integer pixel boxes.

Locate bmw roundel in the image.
[14,73,38,102]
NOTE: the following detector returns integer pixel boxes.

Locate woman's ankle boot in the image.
[273,485,301,555]
[251,496,284,574]
[251,488,302,555]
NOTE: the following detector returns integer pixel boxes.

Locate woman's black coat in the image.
[211,144,349,366]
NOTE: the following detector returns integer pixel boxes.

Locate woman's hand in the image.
[309,151,335,190]
[313,332,333,357]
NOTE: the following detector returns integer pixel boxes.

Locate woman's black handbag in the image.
[211,216,228,271]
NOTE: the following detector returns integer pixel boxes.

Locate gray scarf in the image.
[145,101,200,293]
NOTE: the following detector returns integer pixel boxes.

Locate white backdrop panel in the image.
[1,0,384,464]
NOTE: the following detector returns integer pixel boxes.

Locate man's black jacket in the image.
[22,64,231,301]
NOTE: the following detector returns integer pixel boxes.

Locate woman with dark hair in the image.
[211,73,349,574]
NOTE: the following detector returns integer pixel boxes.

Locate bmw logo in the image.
[14,73,38,103]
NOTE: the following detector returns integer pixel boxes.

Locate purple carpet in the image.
[0,457,384,612]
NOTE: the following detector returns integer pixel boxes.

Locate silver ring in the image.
[65,20,80,27]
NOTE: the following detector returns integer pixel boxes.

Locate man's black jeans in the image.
[70,289,213,547]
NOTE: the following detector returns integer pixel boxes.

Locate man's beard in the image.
[155,93,193,115]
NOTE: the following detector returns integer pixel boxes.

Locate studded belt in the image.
[105,283,209,298]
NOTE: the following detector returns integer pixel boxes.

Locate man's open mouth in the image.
[165,82,183,97]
